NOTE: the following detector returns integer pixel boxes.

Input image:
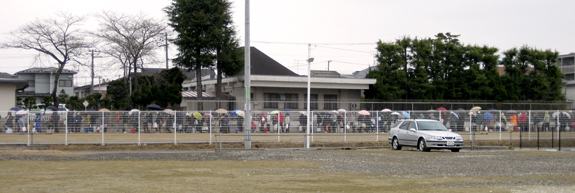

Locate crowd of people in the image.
[2,110,574,134]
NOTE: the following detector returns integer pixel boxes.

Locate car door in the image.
[406,121,419,146]
[397,120,410,146]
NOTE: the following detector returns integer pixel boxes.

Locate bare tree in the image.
[1,12,89,107]
[93,11,166,101]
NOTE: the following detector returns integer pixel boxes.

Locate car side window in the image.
[409,121,417,130]
[399,120,410,130]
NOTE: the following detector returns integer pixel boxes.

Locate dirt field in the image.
[0,149,574,192]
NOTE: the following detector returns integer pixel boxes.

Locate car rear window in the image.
[417,121,448,131]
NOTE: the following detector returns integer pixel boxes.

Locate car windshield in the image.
[417,121,448,131]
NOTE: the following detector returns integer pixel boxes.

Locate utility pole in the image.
[160,33,169,69]
[90,50,95,95]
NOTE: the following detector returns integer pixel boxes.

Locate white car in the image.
[388,119,463,152]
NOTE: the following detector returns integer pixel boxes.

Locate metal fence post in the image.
[376,111,379,141]
[101,111,105,146]
[138,112,141,146]
[344,112,347,142]
[65,111,68,146]
[558,124,561,151]
[27,113,30,146]
[174,111,177,146]
[209,110,212,145]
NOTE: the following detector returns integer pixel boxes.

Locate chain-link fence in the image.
[0,109,573,150]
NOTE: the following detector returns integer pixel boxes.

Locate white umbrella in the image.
[16,110,28,115]
[129,109,140,115]
[391,112,400,116]
[163,109,175,115]
[331,110,339,114]
[338,109,347,113]
[562,112,571,119]
[381,108,392,113]
[552,111,560,119]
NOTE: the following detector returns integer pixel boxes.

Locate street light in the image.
[306,53,314,148]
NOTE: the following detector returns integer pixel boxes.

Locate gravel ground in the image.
[1,149,573,178]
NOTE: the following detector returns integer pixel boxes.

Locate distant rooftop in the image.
[16,67,77,74]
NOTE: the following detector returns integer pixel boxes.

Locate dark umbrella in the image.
[507,110,517,114]
[46,106,58,111]
[456,108,466,113]
[10,107,22,111]
[147,104,161,110]
[483,112,494,121]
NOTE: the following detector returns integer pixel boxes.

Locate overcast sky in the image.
[1,0,575,86]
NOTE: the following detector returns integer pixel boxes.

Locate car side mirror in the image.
[409,128,416,132]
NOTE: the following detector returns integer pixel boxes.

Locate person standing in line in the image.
[4,112,13,133]
[284,113,290,133]
[259,113,267,133]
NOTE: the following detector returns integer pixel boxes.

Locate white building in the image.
[181,47,376,111]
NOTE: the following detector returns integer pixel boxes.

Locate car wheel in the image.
[418,138,430,152]
[450,148,460,152]
[392,137,402,150]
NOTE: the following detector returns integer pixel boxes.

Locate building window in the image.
[264,93,280,109]
[284,94,298,109]
[324,94,338,110]
[27,80,35,87]
[303,94,318,110]
[59,80,72,87]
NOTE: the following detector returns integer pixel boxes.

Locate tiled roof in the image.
[16,67,77,74]
[237,47,299,76]
[0,72,15,78]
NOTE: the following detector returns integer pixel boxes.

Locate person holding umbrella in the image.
[4,112,13,133]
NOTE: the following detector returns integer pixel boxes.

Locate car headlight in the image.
[455,136,463,141]
[427,135,442,140]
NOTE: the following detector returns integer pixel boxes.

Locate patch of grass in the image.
[0,159,572,192]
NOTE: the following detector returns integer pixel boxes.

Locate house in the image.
[15,67,76,105]
[0,73,28,113]
[180,47,376,111]
[74,81,109,98]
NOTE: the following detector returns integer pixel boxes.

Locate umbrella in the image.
[129,109,140,115]
[270,110,280,115]
[283,109,293,111]
[450,111,459,119]
[391,112,400,116]
[231,109,243,116]
[427,109,437,112]
[99,108,110,112]
[43,109,53,115]
[16,110,28,115]
[456,108,466,113]
[551,111,559,118]
[470,106,481,111]
[562,112,571,119]
[331,110,339,114]
[381,108,392,113]
[299,111,307,115]
[483,112,494,121]
[338,109,347,113]
[163,109,175,115]
[192,112,203,120]
[10,107,22,111]
[236,111,245,117]
[215,108,227,114]
[402,111,410,118]
[436,107,447,111]
[358,110,370,116]
[46,106,57,111]
[147,104,161,110]
[204,113,212,118]
[507,110,517,114]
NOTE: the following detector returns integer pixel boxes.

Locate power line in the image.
[316,45,373,54]
[252,41,374,46]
